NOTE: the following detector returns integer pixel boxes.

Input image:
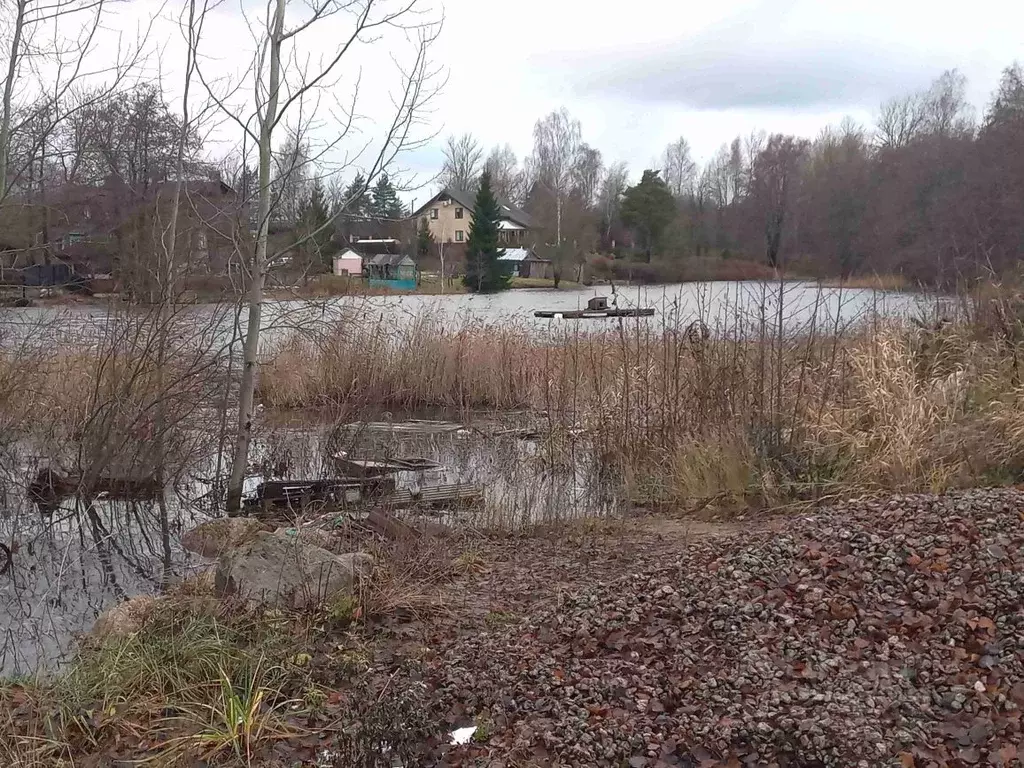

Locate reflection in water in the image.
[0,495,208,676]
[1,412,612,676]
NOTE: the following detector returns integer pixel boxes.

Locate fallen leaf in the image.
[898,751,916,767]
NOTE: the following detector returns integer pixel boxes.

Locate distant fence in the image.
[0,263,82,287]
[368,278,417,291]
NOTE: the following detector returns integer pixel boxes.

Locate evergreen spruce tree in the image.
[340,173,370,216]
[297,177,335,271]
[369,173,405,219]
[416,216,434,260]
[463,171,509,293]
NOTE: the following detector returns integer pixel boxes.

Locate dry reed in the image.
[257,292,1024,506]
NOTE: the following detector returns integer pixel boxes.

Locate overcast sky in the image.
[119,0,1023,198]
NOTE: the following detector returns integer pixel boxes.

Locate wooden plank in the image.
[332,455,444,476]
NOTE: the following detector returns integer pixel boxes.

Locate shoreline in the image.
[7,273,914,309]
[3,487,1021,765]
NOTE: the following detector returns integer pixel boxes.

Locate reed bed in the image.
[258,288,1024,506]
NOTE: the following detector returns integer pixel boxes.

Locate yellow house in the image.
[411,187,535,247]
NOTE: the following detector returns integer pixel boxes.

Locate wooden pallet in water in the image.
[384,483,484,509]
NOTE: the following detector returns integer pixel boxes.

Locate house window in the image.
[455,230,464,242]
[430,208,438,220]
[455,207,463,219]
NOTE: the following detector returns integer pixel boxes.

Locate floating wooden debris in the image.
[341,419,468,435]
[534,307,655,319]
[535,295,655,320]
[28,468,161,514]
[488,427,543,440]
[384,483,484,510]
[244,476,395,511]
[333,455,443,477]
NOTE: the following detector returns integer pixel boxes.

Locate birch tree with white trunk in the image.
[193,0,441,512]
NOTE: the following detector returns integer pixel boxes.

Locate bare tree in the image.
[439,132,482,191]
[199,0,441,512]
[661,136,697,198]
[271,132,313,226]
[482,143,525,204]
[875,93,926,149]
[528,108,581,246]
[597,160,628,246]
[571,143,602,208]
[921,69,975,137]
[0,0,149,203]
[749,134,809,270]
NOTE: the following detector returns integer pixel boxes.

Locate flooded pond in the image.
[0,411,609,676]
[0,280,931,349]
[0,280,935,675]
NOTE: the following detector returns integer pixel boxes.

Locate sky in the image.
[95,0,1024,199]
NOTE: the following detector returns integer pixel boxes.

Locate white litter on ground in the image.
[450,726,477,745]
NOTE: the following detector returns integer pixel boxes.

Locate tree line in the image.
[438,64,1024,286]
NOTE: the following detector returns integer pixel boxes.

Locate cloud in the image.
[571,46,942,111]
[541,1,951,111]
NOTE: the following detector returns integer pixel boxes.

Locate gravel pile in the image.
[426,489,1024,767]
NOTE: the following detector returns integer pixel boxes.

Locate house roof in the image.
[497,247,533,262]
[412,187,535,229]
[368,253,416,267]
[337,247,363,259]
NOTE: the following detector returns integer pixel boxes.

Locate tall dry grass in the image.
[257,286,1024,506]
[258,311,551,411]
[0,306,228,486]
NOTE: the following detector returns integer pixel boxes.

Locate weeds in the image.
[160,660,295,766]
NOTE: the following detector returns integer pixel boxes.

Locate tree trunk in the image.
[226,0,284,513]
[0,0,27,200]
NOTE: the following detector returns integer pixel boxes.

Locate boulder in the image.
[215,531,373,609]
[92,595,159,638]
[169,567,217,596]
[182,517,269,559]
[274,526,336,552]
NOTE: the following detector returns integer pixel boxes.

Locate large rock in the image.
[92,595,159,638]
[182,517,269,559]
[273,526,336,552]
[215,531,373,609]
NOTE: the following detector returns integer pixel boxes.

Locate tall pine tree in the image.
[463,171,509,293]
